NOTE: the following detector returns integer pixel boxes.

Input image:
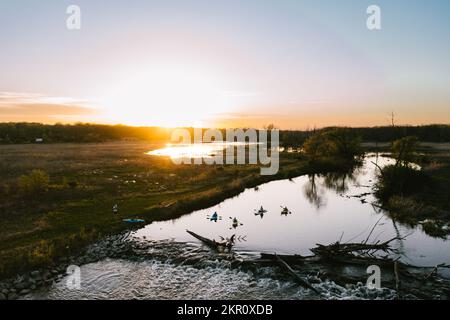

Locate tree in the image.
[303,128,363,162]
[325,129,363,161]
[303,131,332,161]
[392,136,418,167]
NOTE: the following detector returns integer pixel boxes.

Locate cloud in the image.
[0,92,98,123]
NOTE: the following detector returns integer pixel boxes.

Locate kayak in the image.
[122,219,145,223]
[210,212,218,222]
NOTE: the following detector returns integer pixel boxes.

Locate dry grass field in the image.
[0,141,308,278]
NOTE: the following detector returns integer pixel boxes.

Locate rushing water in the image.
[28,154,450,300]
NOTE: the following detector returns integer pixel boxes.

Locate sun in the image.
[98,65,230,127]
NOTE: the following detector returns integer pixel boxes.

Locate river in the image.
[27,154,450,299]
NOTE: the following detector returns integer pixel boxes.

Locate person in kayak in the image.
[230,217,243,229]
[254,206,267,218]
[210,212,218,222]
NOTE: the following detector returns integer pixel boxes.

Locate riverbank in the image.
[364,142,450,235]
[0,141,318,280]
[2,141,450,294]
[0,146,450,299]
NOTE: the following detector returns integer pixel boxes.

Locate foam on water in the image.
[27,257,397,300]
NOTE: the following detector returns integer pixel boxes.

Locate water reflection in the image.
[303,165,371,209]
[323,170,359,194]
[303,175,327,209]
[28,155,450,300]
[303,168,360,208]
[147,142,259,159]
[133,154,450,269]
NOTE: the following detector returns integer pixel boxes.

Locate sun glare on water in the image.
[148,142,230,159]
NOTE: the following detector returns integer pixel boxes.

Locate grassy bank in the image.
[0,141,314,279]
[368,143,450,235]
[2,141,449,279]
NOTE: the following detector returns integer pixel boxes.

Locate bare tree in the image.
[389,111,396,128]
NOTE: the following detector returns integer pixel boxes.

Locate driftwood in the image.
[186,229,450,298]
[394,260,401,293]
[186,230,218,248]
[260,253,310,264]
[423,263,450,280]
[274,254,320,294]
[311,236,401,257]
[186,230,234,251]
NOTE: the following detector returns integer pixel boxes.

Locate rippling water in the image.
[135,155,450,268]
[28,251,396,300]
[28,154,450,300]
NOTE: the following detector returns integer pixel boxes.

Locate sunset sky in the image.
[0,0,449,129]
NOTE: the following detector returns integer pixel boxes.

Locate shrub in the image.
[303,132,331,161]
[28,240,55,266]
[375,165,431,201]
[18,169,50,195]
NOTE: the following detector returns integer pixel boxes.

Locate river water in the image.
[28,154,450,299]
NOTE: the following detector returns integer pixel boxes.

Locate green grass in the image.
[0,141,311,278]
[2,141,449,278]
[369,143,450,225]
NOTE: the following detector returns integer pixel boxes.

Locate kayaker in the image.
[230,217,242,229]
[210,212,218,222]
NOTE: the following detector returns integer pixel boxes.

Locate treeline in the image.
[280,124,450,146]
[0,122,449,145]
[0,123,172,144]
[349,125,450,143]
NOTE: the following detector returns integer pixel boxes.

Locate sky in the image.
[0,0,449,129]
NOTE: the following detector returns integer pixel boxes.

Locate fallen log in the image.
[275,254,320,295]
[186,230,234,251]
[186,230,219,248]
[394,260,401,293]
[260,252,309,264]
